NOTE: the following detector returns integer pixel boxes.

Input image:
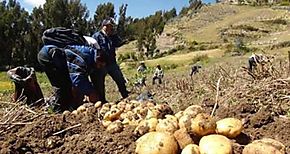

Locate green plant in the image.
[191,54,209,64]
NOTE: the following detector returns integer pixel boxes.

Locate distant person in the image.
[190,65,202,77]
[248,53,264,72]
[152,64,164,85]
[135,61,147,87]
[137,61,147,73]
[91,17,129,103]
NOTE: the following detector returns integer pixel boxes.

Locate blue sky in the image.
[18,0,214,18]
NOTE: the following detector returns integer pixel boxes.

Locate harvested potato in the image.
[62,110,70,116]
[121,118,131,125]
[199,134,232,154]
[190,113,216,136]
[146,102,155,108]
[174,128,194,149]
[117,101,127,110]
[183,105,204,117]
[243,138,285,154]
[102,120,112,128]
[136,132,179,154]
[94,101,102,108]
[100,106,110,116]
[181,144,200,154]
[179,114,192,132]
[156,119,178,134]
[125,103,134,111]
[146,109,161,119]
[216,118,243,138]
[175,111,184,120]
[165,115,179,128]
[106,121,123,133]
[134,118,158,136]
[77,105,86,113]
[71,110,78,115]
[155,103,173,117]
[103,108,122,121]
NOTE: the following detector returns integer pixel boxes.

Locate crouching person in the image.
[7,66,44,106]
[38,45,105,112]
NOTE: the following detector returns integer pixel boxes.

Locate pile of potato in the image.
[67,101,286,154]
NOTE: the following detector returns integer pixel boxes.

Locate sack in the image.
[42,27,86,48]
[7,67,44,106]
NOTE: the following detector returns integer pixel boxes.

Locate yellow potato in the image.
[165,115,179,128]
[102,120,112,128]
[134,118,158,136]
[103,108,122,121]
[183,105,204,117]
[243,138,285,154]
[106,121,123,133]
[179,114,192,132]
[136,132,179,154]
[175,111,184,120]
[76,105,86,113]
[216,118,243,138]
[190,113,216,136]
[94,101,102,108]
[199,134,232,154]
[181,144,200,154]
[156,119,178,134]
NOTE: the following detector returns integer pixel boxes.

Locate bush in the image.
[192,54,209,64]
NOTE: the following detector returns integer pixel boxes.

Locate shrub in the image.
[192,54,209,64]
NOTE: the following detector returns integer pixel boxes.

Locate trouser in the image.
[90,62,128,103]
[152,76,162,84]
[38,48,74,112]
[248,57,257,72]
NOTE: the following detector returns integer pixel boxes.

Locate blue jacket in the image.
[92,31,120,64]
[40,45,97,96]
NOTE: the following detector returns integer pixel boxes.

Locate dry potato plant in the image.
[152,58,290,116]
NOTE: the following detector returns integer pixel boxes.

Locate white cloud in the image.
[23,0,45,7]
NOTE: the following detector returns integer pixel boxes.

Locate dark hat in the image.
[102,17,116,27]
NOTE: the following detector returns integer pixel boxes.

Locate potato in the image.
[216,118,243,138]
[103,108,122,121]
[183,105,204,117]
[175,111,184,120]
[199,134,232,154]
[174,128,194,149]
[146,109,160,119]
[181,144,200,154]
[100,106,110,116]
[102,120,112,128]
[77,105,86,113]
[121,118,131,125]
[62,110,70,116]
[179,114,192,132]
[106,121,123,133]
[136,132,179,154]
[117,101,127,110]
[71,110,78,115]
[243,138,285,154]
[165,115,179,128]
[94,101,102,108]
[134,118,158,136]
[190,113,216,136]
[146,102,155,108]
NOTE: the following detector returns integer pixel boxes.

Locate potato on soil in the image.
[106,120,123,133]
[134,118,158,136]
[136,132,179,154]
[183,105,204,117]
[216,118,243,138]
[199,134,232,154]
[179,114,193,132]
[175,111,184,120]
[94,101,102,108]
[243,138,285,154]
[190,113,216,136]
[103,108,122,121]
[156,119,178,134]
[181,144,200,154]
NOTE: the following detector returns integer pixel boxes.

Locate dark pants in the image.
[152,76,162,85]
[90,62,128,103]
[38,48,74,112]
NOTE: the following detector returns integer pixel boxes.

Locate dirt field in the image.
[1,57,290,154]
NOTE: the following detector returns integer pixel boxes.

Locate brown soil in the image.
[0,99,289,154]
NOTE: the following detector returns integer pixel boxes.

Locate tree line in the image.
[0,0,198,70]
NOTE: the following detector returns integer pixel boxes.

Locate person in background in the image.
[91,17,129,103]
[190,65,202,77]
[135,61,147,87]
[152,64,164,85]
